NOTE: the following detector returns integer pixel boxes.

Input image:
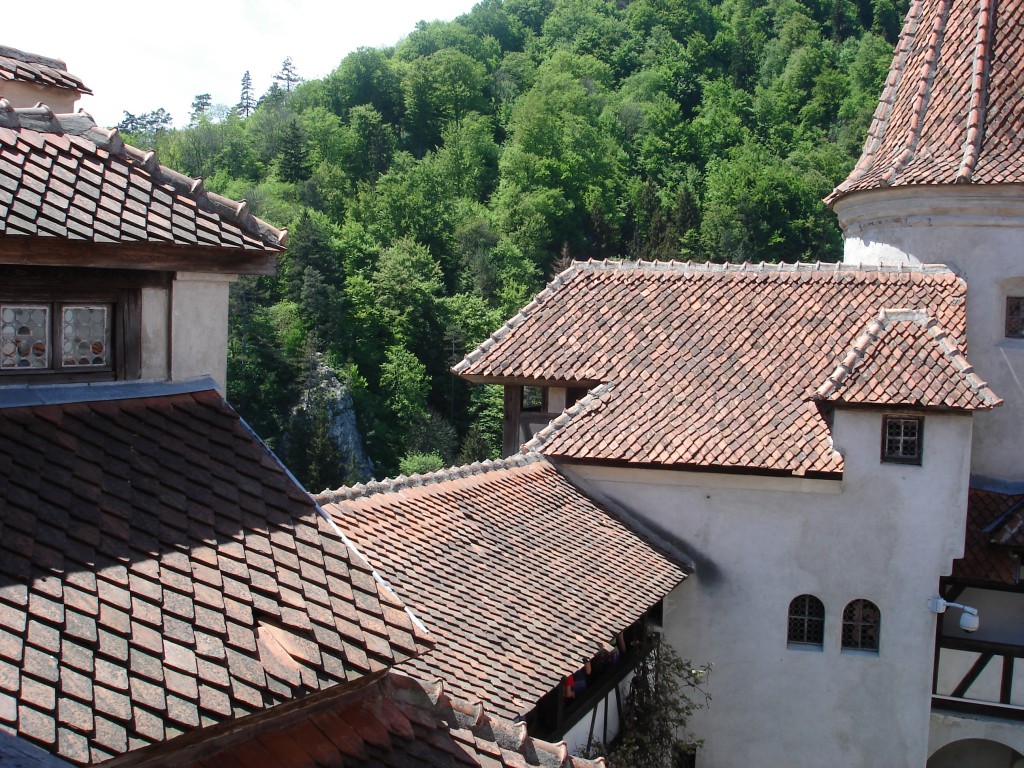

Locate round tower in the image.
[828,0,1024,484]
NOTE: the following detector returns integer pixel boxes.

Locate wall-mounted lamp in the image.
[927,596,979,633]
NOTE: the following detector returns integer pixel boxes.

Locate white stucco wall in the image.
[169,273,234,392]
[929,713,1024,765]
[136,273,234,392]
[835,185,1024,483]
[559,408,974,767]
[0,81,78,113]
[140,285,170,382]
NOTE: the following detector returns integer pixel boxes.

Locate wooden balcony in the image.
[933,635,1024,720]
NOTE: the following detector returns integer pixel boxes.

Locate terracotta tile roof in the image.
[0,729,74,768]
[828,0,1024,203]
[0,102,286,264]
[141,671,604,768]
[816,309,1000,408]
[456,260,983,475]
[0,383,431,765]
[952,488,1024,587]
[316,453,687,722]
[0,46,90,95]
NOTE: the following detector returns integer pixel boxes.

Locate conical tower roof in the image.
[827,0,1024,205]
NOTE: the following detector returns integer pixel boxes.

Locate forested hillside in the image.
[122,0,904,488]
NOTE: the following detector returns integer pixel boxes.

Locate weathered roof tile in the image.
[0,102,286,265]
[0,385,432,764]
[456,261,983,475]
[829,0,1024,201]
[318,454,687,722]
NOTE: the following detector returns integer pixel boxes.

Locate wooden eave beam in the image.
[0,236,280,276]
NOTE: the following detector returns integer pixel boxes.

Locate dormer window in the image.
[881,416,922,465]
[2,303,112,371]
[0,268,147,383]
[1006,297,1024,338]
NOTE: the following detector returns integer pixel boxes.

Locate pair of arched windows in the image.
[787,596,880,652]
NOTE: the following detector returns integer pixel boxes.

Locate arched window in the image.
[842,599,880,652]
[787,595,825,648]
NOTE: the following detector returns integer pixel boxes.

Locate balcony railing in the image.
[933,635,1024,720]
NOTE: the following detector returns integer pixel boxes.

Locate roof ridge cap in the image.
[826,0,927,204]
[454,263,585,375]
[956,0,994,182]
[815,308,1003,407]
[385,671,606,767]
[878,0,954,186]
[313,451,546,504]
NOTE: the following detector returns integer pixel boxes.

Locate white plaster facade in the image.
[1,80,78,113]
[835,185,1024,484]
[138,272,236,393]
[558,409,973,767]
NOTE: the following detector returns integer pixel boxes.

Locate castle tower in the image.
[828,0,1024,485]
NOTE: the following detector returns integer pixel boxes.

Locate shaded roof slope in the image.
[316,454,687,721]
[0,383,431,765]
[456,261,978,475]
[141,672,604,768]
[0,46,90,95]
[953,488,1024,587]
[828,0,1024,203]
[816,309,1000,408]
[0,102,285,270]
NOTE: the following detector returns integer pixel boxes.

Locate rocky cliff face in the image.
[282,356,373,491]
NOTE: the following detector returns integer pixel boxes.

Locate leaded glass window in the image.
[842,599,880,652]
[787,594,825,648]
[0,302,111,374]
[61,305,110,368]
[1,305,50,369]
[1007,297,1024,338]
[882,416,922,465]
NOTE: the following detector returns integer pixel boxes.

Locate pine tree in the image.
[273,57,302,92]
[238,71,256,117]
[278,120,312,182]
[189,93,212,125]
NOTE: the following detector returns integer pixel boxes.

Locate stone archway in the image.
[928,738,1024,768]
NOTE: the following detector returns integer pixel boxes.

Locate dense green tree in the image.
[147,0,899,477]
[326,48,404,124]
[277,120,312,183]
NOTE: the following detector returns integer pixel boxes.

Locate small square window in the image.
[882,416,922,465]
[1007,297,1024,338]
[1,304,50,370]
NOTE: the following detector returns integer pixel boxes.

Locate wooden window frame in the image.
[0,268,151,383]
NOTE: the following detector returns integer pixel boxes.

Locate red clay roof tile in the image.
[953,488,1024,586]
[816,309,1000,408]
[828,0,1024,202]
[0,103,286,264]
[0,385,432,765]
[456,261,982,474]
[317,454,687,723]
[0,46,90,95]
[136,672,605,768]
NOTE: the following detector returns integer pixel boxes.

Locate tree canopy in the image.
[136,0,902,487]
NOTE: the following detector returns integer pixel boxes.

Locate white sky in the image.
[8,0,480,128]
